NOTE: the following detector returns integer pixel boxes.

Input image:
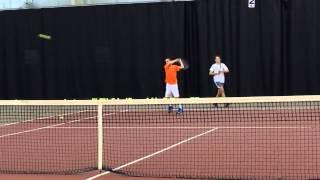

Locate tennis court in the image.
[1,0,320,179]
[1,96,320,179]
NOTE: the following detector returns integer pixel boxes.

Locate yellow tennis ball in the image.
[38,34,51,40]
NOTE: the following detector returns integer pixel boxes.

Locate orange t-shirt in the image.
[164,63,181,84]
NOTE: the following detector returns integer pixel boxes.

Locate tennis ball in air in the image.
[38,34,51,40]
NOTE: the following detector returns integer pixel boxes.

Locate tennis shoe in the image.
[176,107,184,114]
[168,105,173,113]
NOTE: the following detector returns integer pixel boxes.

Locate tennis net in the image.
[0,96,320,179]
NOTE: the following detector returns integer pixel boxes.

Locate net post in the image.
[97,104,103,171]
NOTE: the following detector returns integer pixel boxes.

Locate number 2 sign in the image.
[248,0,255,8]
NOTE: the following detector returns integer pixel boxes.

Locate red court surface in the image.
[0,106,320,179]
[0,172,175,180]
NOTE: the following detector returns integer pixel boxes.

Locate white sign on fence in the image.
[248,0,255,8]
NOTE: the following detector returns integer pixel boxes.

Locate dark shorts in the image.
[214,81,224,89]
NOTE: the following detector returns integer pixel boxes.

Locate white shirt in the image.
[209,63,229,83]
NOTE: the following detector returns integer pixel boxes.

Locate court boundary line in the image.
[0,110,95,128]
[0,110,130,138]
[48,126,311,129]
[103,107,320,112]
[0,116,95,138]
[86,128,219,180]
[0,112,115,139]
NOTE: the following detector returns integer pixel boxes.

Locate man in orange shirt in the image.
[164,58,184,114]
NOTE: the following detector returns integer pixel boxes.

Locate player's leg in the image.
[214,81,221,97]
[165,84,174,113]
[172,84,183,114]
[219,84,229,107]
[217,82,225,97]
[216,89,220,97]
[221,86,226,97]
[213,81,221,107]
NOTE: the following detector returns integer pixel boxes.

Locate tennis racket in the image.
[179,58,189,70]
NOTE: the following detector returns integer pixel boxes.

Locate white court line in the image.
[0,110,95,128]
[58,112,115,124]
[0,112,115,139]
[86,128,219,180]
[219,126,311,129]
[50,126,311,129]
[106,107,320,112]
[0,116,93,138]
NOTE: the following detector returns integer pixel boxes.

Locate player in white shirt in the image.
[209,56,229,97]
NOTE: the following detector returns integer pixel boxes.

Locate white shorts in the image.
[165,84,180,98]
